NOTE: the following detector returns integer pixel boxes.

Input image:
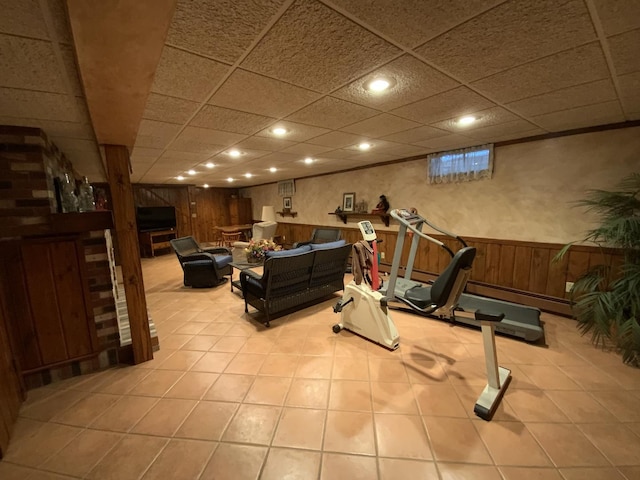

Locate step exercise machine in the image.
[333,221,400,350]
[382,208,544,342]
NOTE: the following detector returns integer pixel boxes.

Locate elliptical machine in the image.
[333,221,400,350]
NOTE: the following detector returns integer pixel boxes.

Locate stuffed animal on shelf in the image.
[372,194,389,214]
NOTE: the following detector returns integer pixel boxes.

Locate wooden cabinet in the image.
[138,229,177,257]
[229,197,252,225]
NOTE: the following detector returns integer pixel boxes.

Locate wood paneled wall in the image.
[132,185,193,238]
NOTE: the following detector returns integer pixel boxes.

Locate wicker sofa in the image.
[240,241,351,327]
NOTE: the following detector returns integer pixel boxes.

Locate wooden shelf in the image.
[138,229,177,257]
[277,211,298,218]
[329,212,390,227]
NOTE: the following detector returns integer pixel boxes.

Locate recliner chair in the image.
[232,221,278,262]
[293,228,341,248]
[170,236,232,288]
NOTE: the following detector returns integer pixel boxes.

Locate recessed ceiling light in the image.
[269,167,277,173]
[366,77,395,92]
[227,177,234,183]
[176,175,185,181]
[272,127,288,136]
[187,169,196,175]
[458,115,477,126]
[245,173,252,178]
[205,162,215,168]
[203,184,209,188]
[228,149,241,158]
[358,142,371,151]
[304,157,314,164]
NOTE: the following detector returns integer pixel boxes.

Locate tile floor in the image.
[2,255,640,479]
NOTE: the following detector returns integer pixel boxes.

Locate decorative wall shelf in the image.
[329,212,391,227]
[277,211,298,218]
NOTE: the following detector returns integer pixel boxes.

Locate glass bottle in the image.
[61,173,79,213]
[78,176,96,212]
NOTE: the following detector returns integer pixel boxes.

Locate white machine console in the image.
[358,220,377,242]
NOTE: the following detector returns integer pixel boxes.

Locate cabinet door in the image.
[230,198,252,224]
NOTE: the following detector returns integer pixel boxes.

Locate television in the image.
[136,206,176,232]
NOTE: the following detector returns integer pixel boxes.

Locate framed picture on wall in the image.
[283,197,292,211]
[343,192,355,212]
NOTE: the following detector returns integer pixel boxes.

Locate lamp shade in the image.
[261,205,276,222]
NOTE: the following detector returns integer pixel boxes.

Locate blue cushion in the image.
[266,245,312,258]
[310,239,346,250]
[213,254,232,268]
[183,260,211,268]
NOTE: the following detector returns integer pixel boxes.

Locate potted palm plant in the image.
[555,173,640,366]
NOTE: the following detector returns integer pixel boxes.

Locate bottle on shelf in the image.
[61,173,79,213]
[78,176,96,212]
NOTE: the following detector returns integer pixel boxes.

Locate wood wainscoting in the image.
[279,223,622,317]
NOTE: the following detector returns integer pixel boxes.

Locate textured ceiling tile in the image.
[0,0,48,39]
[607,28,640,76]
[332,54,460,111]
[285,96,379,129]
[280,143,336,156]
[430,106,520,133]
[254,121,329,142]
[151,46,230,101]
[391,86,495,124]
[143,94,200,124]
[134,119,182,149]
[464,119,544,140]
[0,118,95,140]
[341,113,421,137]
[59,44,84,96]
[167,0,286,63]
[305,130,363,148]
[159,150,212,162]
[209,69,320,118]
[416,0,595,82]
[592,0,640,36]
[131,147,162,160]
[413,133,477,150]
[174,126,246,147]
[618,71,640,117]
[506,79,618,117]
[379,126,449,144]
[167,138,226,156]
[321,149,358,159]
[369,141,430,157]
[47,0,73,44]
[241,1,401,92]
[533,101,625,131]
[0,87,85,122]
[234,135,296,151]
[52,137,97,153]
[471,43,610,104]
[329,0,501,48]
[0,35,66,93]
[190,105,275,134]
[252,152,301,165]
[346,151,397,163]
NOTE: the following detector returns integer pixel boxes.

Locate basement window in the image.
[427,144,493,184]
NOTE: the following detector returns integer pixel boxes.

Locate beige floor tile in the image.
[438,463,503,480]
[51,393,121,427]
[589,390,640,422]
[579,423,640,465]
[412,384,467,417]
[239,336,275,354]
[259,354,300,376]
[527,423,609,467]
[303,336,337,356]
[131,398,197,436]
[0,463,36,480]
[332,356,369,380]
[175,400,238,441]
[3,422,82,467]
[86,435,168,480]
[203,373,254,402]
[272,336,306,354]
[93,368,152,395]
[374,413,432,460]
[424,416,492,464]
[18,471,76,480]
[272,407,326,450]
[210,335,247,353]
[200,323,234,335]
[190,351,235,373]
[222,403,281,445]
[323,411,376,455]
[519,365,582,390]
[499,466,564,480]
[560,365,623,390]
[261,448,321,480]
[127,369,185,397]
[20,389,88,422]
[173,322,209,335]
[368,358,410,382]
[453,384,517,421]
[40,429,122,477]
[141,439,216,480]
[159,334,194,350]
[224,353,267,374]
[320,453,378,480]
[504,389,569,423]
[181,335,221,351]
[296,355,334,379]
[329,380,372,412]
[378,458,439,479]
[156,350,205,371]
[244,376,292,405]
[200,443,267,480]
[544,390,618,423]
[164,371,219,399]
[90,395,159,432]
[286,378,330,408]
[474,421,552,466]
[559,467,627,479]
[334,338,369,358]
[617,466,640,480]
[371,381,419,414]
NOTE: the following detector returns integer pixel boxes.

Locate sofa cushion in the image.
[266,244,312,258]
[310,239,346,250]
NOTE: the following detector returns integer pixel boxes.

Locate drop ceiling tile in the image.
[618,71,640,117]
[0,0,48,39]
[167,0,287,63]
[54,138,98,153]
[59,44,84,96]
[209,148,271,165]
[209,69,320,118]
[607,28,640,76]
[379,126,449,144]
[320,149,357,160]
[506,79,618,117]
[138,119,182,140]
[174,126,246,147]
[241,0,400,92]
[413,133,477,150]
[471,42,610,104]
[256,152,304,165]
[234,135,296,151]
[0,118,95,140]
[0,35,65,93]
[132,147,164,159]
[305,131,363,148]
[416,0,595,82]
[286,96,379,129]
[332,54,460,111]
[464,119,544,141]
[533,100,625,131]
[279,143,336,156]
[391,86,495,124]
[151,46,230,101]
[143,94,200,124]
[346,151,398,164]
[254,121,329,142]
[158,150,212,162]
[368,141,429,157]
[0,87,86,122]
[341,113,421,137]
[165,138,225,155]
[592,0,640,36]
[430,106,521,133]
[190,105,275,134]
[48,0,73,44]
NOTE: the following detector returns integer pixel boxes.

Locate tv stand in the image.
[138,229,177,258]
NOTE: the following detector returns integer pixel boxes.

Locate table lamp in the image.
[261,205,276,222]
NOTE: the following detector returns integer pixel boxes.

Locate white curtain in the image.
[427,144,493,184]
[277,179,295,196]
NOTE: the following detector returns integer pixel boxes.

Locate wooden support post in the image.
[104,145,153,363]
